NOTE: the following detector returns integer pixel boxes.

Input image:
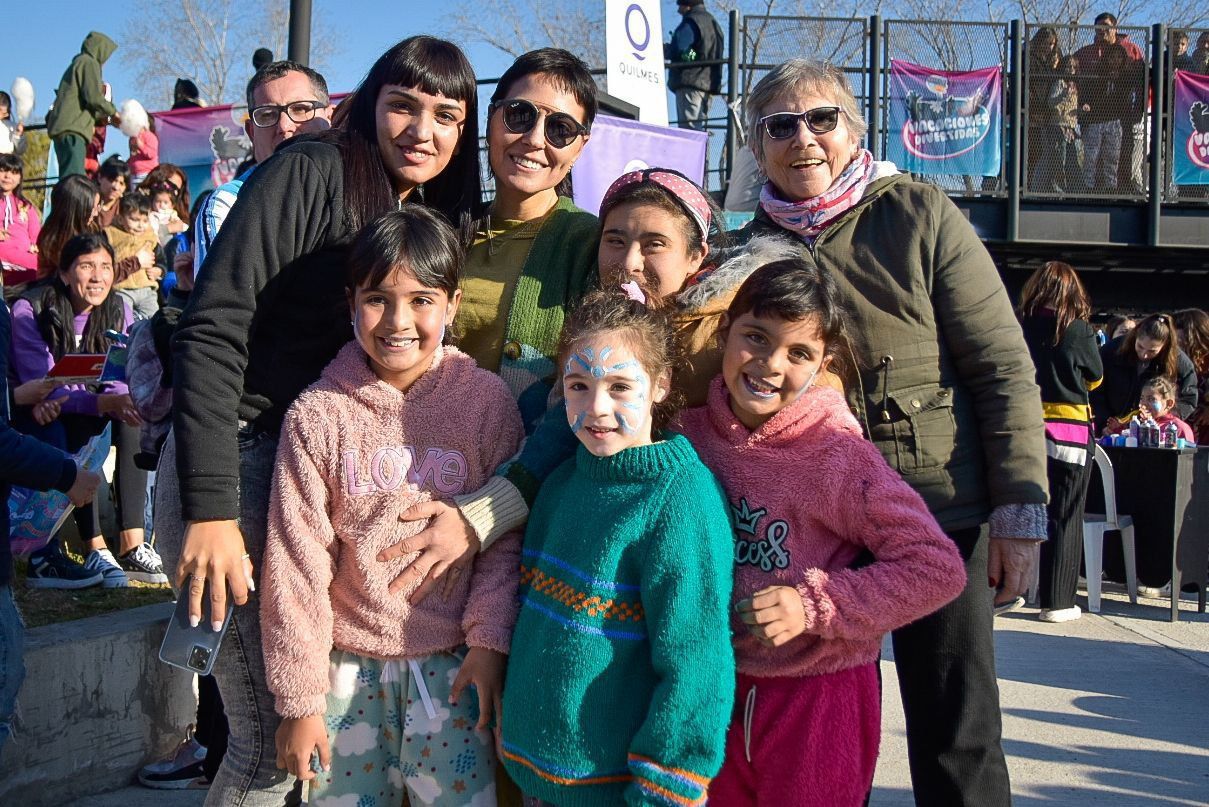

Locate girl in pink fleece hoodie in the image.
[677,258,967,807]
[261,207,524,806]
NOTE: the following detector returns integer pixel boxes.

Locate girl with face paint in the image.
[261,207,524,805]
[499,289,736,806]
[677,260,966,807]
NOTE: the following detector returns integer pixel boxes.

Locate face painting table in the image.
[1085,445,1209,622]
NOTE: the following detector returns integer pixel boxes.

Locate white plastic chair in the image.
[1083,444,1138,612]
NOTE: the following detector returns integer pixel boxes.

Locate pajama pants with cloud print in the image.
[307,649,498,807]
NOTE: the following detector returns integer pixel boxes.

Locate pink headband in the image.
[600,168,712,244]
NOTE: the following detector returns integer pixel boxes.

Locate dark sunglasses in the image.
[759,107,842,140]
[490,98,589,149]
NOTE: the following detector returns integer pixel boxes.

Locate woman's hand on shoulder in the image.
[735,585,808,647]
[275,714,330,781]
[451,647,506,732]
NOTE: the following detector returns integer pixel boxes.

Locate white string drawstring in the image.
[743,685,757,763]
[379,659,438,720]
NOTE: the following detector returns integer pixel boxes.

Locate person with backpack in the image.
[665,0,725,131]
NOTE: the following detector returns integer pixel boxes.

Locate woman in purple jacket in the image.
[9,231,165,588]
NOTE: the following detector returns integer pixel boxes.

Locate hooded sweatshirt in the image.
[261,342,525,719]
[678,378,966,679]
[47,32,118,142]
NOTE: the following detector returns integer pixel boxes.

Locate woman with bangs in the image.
[157,35,482,806]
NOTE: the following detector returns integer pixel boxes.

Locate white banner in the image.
[605,0,668,126]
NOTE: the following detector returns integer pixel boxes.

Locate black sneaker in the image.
[26,542,104,589]
[137,725,208,789]
[119,542,170,584]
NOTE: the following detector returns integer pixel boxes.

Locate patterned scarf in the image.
[759,149,876,242]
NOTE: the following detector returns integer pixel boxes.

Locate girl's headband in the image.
[599,168,712,245]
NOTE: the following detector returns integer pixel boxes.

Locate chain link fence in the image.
[1167,28,1209,203]
[1023,23,1152,200]
[883,19,1009,195]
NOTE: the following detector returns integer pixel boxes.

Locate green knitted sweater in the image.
[500,434,735,807]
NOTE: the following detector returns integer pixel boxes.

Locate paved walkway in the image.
[90,588,1209,806]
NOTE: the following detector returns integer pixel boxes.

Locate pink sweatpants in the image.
[708,663,881,807]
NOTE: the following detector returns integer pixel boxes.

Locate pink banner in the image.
[154,105,253,195]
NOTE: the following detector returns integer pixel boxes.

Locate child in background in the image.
[500,288,735,807]
[0,91,26,156]
[105,192,165,319]
[96,156,130,228]
[146,183,187,247]
[1048,55,1082,191]
[122,100,159,185]
[0,153,40,289]
[261,207,523,806]
[676,259,966,807]
[1139,376,1196,443]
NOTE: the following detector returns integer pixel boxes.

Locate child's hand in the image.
[66,466,102,507]
[0,228,8,240]
[450,647,506,731]
[147,264,164,281]
[137,249,155,270]
[275,715,331,781]
[736,585,807,647]
[32,397,62,426]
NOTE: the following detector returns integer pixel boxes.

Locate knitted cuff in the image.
[988,503,1047,541]
[453,476,530,551]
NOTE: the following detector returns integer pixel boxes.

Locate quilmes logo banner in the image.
[606,0,668,125]
[1173,69,1209,185]
[888,60,1002,176]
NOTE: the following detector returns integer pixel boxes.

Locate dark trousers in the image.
[195,674,230,782]
[53,134,87,178]
[891,525,1011,807]
[1039,443,1094,610]
[61,415,146,539]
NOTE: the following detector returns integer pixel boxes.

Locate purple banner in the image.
[571,115,708,216]
[888,60,1002,177]
[1173,69,1209,185]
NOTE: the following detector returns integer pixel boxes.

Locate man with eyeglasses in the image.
[193,61,333,273]
[136,59,331,798]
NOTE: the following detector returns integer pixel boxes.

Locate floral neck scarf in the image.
[759,149,876,243]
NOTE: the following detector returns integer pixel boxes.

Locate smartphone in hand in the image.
[159,588,233,676]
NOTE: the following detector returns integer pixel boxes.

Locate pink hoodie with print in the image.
[678,377,966,679]
[261,341,525,719]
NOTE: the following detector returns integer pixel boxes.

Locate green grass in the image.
[12,553,175,629]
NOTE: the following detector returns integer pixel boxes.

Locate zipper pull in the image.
[879,355,893,423]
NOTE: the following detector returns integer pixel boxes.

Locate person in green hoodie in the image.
[46,32,120,178]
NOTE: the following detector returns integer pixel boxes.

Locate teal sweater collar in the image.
[574,433,697,482]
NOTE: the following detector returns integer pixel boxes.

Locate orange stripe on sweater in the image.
[500,748,633,787]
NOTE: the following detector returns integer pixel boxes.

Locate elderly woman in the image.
[733,60,1047,805]
[10,231,162,589]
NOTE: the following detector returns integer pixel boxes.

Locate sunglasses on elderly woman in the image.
[490,98,590,149]
[759,107,842,140]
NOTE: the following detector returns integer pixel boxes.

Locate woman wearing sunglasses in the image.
[732,59,1047,807]
[457,47,598,433]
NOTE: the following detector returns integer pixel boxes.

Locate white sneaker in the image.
[120,542,170,584]
[1039,606,1081,623]
[84,549,130,588]
[1137,583,1171,599]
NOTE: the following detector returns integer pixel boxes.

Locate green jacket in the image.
[47,31,118,141]
[737,174,1047,530]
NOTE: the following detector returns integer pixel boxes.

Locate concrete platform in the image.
[83,588,1209,806]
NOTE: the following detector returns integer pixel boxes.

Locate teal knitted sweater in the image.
[500,434,735,807]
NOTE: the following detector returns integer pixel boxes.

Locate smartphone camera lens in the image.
[188,644,212,671]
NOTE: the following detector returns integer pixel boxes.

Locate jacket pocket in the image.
[870,385,957,474]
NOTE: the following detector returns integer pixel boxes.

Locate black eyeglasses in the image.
[490,98,589,149]
[759,107,843,140]
[250,100,325,128]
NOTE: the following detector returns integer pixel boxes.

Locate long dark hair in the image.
[333,36,481,234]
[37,232,125,361]
[1119,313,1180,379]
[1173,308,1209,376]
[0,153,31,207]
[36,174,99,275]
[1016,260,1091,345]
[489,48,597,199]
